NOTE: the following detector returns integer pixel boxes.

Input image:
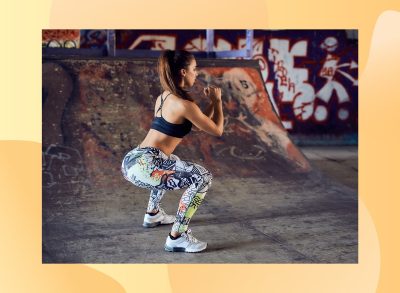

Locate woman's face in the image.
[182,58,198,88]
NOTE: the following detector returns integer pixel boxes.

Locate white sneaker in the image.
[164,229,207,253]
[143,207,175,228]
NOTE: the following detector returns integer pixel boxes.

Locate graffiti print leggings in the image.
[121,146,212,233]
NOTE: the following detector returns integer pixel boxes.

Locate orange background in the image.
[1,0,400,292]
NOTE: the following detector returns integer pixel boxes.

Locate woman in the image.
[121,50,223,253]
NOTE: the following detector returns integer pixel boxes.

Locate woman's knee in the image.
[197,167,213,192]
[205,170,213,186]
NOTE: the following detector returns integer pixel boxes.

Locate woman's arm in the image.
[182,87,223,137]
[211,99,223,133]
[203,101,215,119]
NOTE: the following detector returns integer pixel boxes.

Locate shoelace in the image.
[155,205,170,216]
[147,207,167,218]
[158,207,166,215]
[182,229,198,243]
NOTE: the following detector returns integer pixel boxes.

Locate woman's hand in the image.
[204,85,222,103]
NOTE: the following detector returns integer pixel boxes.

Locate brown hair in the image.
[158,50,194,101]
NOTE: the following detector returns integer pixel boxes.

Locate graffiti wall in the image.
[42,58,313,191]
[42,29,80,48]
[48,29,357,142]
[80,30,107,49]
[112,29,358,142]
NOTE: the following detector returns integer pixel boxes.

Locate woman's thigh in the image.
[124,151,210,191]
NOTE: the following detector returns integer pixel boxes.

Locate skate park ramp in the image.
[42,56,357,263]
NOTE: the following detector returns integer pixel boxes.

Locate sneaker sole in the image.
[143,221,161,228]
[164,245,207,253]
[143,220,175,228]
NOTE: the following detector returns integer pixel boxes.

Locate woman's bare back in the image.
[139,92,187,156]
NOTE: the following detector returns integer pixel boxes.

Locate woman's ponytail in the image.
[157,50,194,101]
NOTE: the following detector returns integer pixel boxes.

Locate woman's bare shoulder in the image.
[169,94,195,109]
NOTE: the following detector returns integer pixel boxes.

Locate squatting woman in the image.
[121,50,223,253]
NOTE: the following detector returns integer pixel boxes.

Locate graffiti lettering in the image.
[42,144,88,195]
[240,80,249,89]
[73,30,359,137]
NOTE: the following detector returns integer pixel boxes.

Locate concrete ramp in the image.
[42,56,357,263]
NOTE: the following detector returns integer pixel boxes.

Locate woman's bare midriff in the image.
[139,129,182,157]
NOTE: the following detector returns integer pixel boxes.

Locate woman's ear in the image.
[180,68,187,77]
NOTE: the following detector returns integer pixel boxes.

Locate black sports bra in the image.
[150,92,192,138]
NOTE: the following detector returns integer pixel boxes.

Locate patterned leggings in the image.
[121,146,212,233]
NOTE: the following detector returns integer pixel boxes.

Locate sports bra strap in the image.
[155,92,172,117]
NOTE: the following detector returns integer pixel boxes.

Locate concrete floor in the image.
[300,146,358,190]
[43,146,358,264]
